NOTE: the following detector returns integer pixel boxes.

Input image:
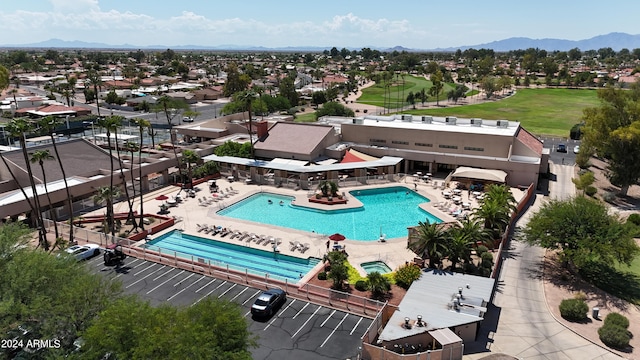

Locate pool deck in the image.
[90,176,524,277]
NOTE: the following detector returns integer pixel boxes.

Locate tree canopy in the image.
[314,101,355,119]
[523,196,639,270]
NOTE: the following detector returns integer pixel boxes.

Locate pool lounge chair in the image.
[289,241,300,251]
[196,224,208,232]
[298,243,310,253]
[238,232,249,241]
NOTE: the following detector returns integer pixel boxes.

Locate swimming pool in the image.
[218,186,442,241]
[361,261,393,274]
[146,230,320,281]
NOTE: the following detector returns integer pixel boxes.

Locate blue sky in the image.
[2,0,639,49]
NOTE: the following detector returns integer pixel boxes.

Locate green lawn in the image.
[400,88,600,137]
[358,75,454,110]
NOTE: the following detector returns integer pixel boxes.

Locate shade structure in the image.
[155,195,168,200]
[329,233,346,241]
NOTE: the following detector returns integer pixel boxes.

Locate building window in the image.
[464,146,484,152]
[415,142,433,147]
[370,139,387,143]
[392,140,409,145]
[439,144,458,149]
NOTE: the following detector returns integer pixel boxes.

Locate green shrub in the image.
[585,186,597,197]
[604,312,629,329]
[481,252,494,265]
[354,279,368,291]
[394,263,422,289]
[559,298,588,321]
[573,291,587,301]
[598,323,631,349]
[627,213,640,226]
[317,271,327,280]
[475,245,489,257]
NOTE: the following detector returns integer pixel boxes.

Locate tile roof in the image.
[516,127,543,155]
[253,122,334,155]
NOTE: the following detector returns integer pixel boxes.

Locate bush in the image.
[603,191,616,203]
[627,213,640,226]
[573,291,587,301]
[604,312,629,329]
[585,186,597,197]
[394,263,422,289]
[559,298,588,321]
[354,279,368,291]
[598,323,631,349]
[317,271,327,280]
[475,245,489,257]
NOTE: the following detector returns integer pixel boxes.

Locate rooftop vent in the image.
[445,116,457,125]
[496,120,509,128]
[470,118,482,126]
[421,116,433,124]
[416,315,425,327]
[401,115,412,122]
[403,317,412,329]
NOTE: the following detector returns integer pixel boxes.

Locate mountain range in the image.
[3,32,640,52]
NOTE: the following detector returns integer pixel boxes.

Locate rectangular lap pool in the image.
[218,186,442,241]
[145,230,320,282]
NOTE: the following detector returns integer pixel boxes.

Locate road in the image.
[466,162,621,360]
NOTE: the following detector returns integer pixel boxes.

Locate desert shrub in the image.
[354,279,368,291]
[317,271,327,280]
[559,298,588,321]
[475,245,489,257]
[627,213,640,226]
[585,186,597,197]
[573,291,587,301]
[394,263,422,289]
[602,191,616,203]
[604,312,629,329]
[598,323,631,349]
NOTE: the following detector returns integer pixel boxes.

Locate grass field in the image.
[402,88,600,137]
[358,75,454,110]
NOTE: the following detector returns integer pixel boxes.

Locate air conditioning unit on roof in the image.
[421,116,433,123]
[470,118,482,126]
[445,116,457,125]
[496,120,509,128]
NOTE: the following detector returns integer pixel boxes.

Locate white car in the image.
[64,244,101,260]
[182,116,194,123]
[573,145,580,154]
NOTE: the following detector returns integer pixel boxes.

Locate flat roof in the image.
[202,155,402,173]
[0,177,86,206]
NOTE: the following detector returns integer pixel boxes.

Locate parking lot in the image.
[85,255,372,360]
[540,136,581,165]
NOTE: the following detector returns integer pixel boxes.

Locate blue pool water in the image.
[361,261,393,274]
[218,186,442,241]
[146,231,320,281]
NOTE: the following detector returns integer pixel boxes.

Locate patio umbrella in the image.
[329,233,346,241]
[155,195,168,201]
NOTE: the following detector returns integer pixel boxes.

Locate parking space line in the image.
[242,290,262,305]
[132,263,157,276]
[88,256,103,265]
[230,287,248,301]
[264,299,296,331]
[195,278,216,293]
[291,305,321,338]
[350,317,364,335]
[192,281,227,306]
[126,265,166,288]
[217,283,237,298]
[146,270,185,294]
[153,268,175,281]
[166,275,206,301]
[174,273,195,286]
[320,310,336,327]
[292,303,309,320]
[320,313,349,348]
[131,259,147,269]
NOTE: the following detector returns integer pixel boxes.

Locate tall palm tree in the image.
[96,116,121,236]
[409,221,448,268]
[92,186,121,238]
[124,139,140,231]
[133,118,151,231]
[29,149,59,239]
[155,95,188,178]
[86,70,103,118]
[109,116,138,231]
[239,91,257,159]
[6,118,47,249]
[38,116,74,244]
[0,151,36,224]
[9,88,18,110]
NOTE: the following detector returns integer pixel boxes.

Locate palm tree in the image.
[96,116,121,236]
[155,95,188,177]
[92,186,121,238]
[9,88,18,110]
[109,116,138,231]
[29,149,59,239]
[124,139,140,231]
[484,184,517,212]
[458,218,493,249]
[6,118,47,250]
[38,116,74,244]
[86,70,103,117]
[0,151,36,225]
[367,272,391,299]
[239,91,257,159]
[181,149,200,188]
[132,118,151,231]
[472,200,512,240]
[445,227,473,271]
[409,221,448,268]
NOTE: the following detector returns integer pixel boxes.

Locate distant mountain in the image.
[3,33,640,52]
[441,32,640,52]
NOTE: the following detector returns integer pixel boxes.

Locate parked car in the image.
[573,145,580,154]
[251,289,286,317]
[557,144,567,152]
[64,244,101,261]
[182,116,194,122]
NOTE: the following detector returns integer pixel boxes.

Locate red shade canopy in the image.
[329,233,346,241]
[155,195,168,200]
